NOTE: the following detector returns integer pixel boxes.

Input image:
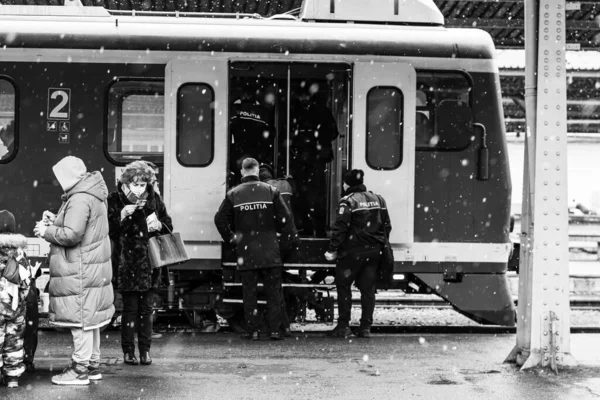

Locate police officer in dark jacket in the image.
[214,158,295,341]
[325,170,392,338]
[290,83,339,237]
[229,93,275,185]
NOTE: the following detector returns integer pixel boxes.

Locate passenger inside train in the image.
[228,62,349,238]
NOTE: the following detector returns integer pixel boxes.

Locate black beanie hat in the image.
[343,169,364,187]
[259,164,274,181]
[0,210,16,234]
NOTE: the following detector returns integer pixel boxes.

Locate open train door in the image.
[352,62,416,245]
[164,58,228,266]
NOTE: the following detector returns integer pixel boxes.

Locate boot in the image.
[140,351,152,365]
[327,325,353,338]
[123,352,139,365]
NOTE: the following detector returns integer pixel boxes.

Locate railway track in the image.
[373,297,600,310]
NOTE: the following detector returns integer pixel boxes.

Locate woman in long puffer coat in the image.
[107,161,172,366]
[35,156,114,386]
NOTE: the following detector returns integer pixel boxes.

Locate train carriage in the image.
[0,0,515,327]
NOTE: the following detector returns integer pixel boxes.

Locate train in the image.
[0,0,515,328]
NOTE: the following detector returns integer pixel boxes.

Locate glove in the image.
[33,221,48,238]
[324,251,337,262]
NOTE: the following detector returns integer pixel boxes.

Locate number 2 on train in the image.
[47,88,71,120]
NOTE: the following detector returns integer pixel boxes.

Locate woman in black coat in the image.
[107,161,173,366]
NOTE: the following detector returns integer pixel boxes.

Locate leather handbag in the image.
[147,225,190,269]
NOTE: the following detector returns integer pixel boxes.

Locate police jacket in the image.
[264,177,294,215]
[290,101,339,164]
[230,99,274,165]
[327,184,392,258]
[214,175,295,271]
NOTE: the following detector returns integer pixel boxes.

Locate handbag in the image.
[147,225,190,269]
[376,195,394,290]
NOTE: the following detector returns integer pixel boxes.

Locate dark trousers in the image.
[24,284,39,366]
[241,268,283,333]
[121,290,154,354]
[335,251,380,328]
[292,160,327,236]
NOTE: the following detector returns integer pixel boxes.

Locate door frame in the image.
[352,61,416,245]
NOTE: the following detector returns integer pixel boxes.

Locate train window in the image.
[106,80,164,165]
[416,71,472,151]
[177,83,214,167]
[0,79,16,162]
[366,87,403,170]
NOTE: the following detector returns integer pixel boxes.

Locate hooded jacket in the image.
[0,233,30,319]
[43,172,115,330]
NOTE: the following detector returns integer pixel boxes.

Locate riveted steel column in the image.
[505,0,576,372]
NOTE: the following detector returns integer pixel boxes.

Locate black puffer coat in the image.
[107,184,173,292]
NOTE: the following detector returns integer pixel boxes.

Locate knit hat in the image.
[343,169,364,187]
[52,156,87,192]
[258,164,274,181]
[0,210,16,234]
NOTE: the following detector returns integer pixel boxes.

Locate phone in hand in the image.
[135,199,147,209]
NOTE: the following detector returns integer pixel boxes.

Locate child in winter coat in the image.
[0,210,31,388]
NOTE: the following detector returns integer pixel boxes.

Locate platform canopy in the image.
[438,0,600,49]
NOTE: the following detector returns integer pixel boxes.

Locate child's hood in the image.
[0,233,27,251]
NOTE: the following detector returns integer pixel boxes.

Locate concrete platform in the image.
[6,331,600,399]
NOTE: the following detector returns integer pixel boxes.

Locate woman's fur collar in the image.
[0,233,27,249]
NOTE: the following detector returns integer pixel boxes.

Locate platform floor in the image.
[7,331,600,399]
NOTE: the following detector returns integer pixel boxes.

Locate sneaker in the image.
[269,332,284,341]
[88,365,102,381]
[355,327,371,338]
[25,362,35,373]
[327,325,353,338]
[6,376,18,388]
[52,364,90,386]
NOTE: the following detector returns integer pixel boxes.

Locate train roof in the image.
[0,2,495,60]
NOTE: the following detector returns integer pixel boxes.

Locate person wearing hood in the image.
[0,210,32,388]
[107,161,173,366]
[324,170,392,339]
[34,156,114,385]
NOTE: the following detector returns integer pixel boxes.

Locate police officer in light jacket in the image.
[325,169,392,339]
[214,158,296,341]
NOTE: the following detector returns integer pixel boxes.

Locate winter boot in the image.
[327,325,353,338]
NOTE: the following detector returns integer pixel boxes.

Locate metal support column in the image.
[505,0,577,372]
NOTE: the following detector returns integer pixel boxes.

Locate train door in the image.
[228,61,350,238]
[164,59,228,261]
[352,62,416,244]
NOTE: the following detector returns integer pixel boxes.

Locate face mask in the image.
[129,183,146,197]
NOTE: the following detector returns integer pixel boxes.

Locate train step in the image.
[223,282,336,289]
[222,262,333,269]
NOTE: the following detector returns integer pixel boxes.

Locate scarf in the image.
[121,183,149,205]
